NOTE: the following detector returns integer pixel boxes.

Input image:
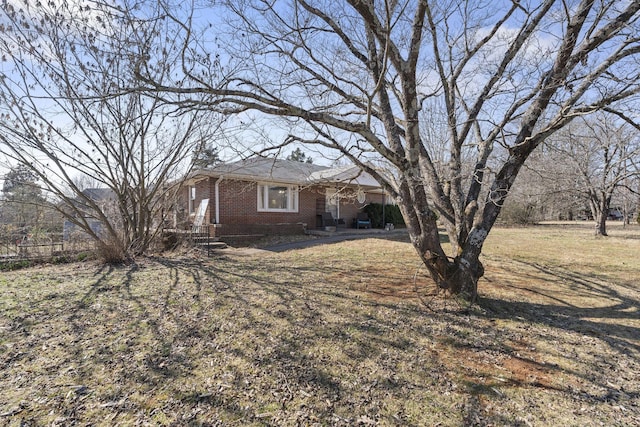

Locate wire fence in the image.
[0,227,213,265]
[0,233,95,266]
[0,240,65,262]
[2,241,64,258]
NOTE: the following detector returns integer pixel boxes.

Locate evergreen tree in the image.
[193,143,221,169]
[287,148,313,164]
[1,165,45,227]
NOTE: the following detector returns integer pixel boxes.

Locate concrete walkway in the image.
[263,228,408,252]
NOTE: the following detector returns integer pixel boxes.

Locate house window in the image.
[188,186,196,214]
[257,183,299,212]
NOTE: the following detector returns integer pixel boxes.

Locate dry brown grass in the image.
[0,222,638,426]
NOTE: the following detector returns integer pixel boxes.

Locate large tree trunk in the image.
[594,193,611,236]
[595,200,608,236]
[425,252,484,303]
[407,221,485,304]
[595,213,608,236]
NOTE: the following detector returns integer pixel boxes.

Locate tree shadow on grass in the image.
[148,255,442,421]
[156,251,639,425]
[65,262,198,382]
[149,256,546,422]
[467,258,640,417]
[11,250,634,425]
[59,259,257,422]
[479,259,639,354]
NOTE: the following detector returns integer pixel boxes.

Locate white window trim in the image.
[257,183,299,213]
[188,185,196,214]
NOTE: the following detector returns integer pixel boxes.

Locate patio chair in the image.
[318,211,338,227]
[354,212,371,229]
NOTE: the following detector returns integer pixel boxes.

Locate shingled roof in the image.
[187,158,380,189]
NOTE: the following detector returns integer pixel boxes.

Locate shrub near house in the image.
[362,203,405,229]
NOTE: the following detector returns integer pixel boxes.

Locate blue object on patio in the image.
[354,212,371,229]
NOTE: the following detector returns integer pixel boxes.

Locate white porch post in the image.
[215,176,224,224]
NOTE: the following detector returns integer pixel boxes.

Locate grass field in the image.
[0,222,638,426]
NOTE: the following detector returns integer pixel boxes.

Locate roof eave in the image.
[186,169,308,186]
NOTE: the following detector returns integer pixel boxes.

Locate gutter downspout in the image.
[215,176,224,224]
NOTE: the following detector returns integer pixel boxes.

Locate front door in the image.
[325,188,339,219]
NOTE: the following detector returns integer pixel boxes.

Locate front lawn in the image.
[0,223,638,426]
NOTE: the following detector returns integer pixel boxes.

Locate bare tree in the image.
[502,144,591,223]
[136,0,640,301]
[0,1,216,260]
[546,113,640,235]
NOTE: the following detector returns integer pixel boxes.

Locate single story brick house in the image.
[177,158,385,239]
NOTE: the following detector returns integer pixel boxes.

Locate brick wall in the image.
[181,176,381,234]
[211,222,306,238]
